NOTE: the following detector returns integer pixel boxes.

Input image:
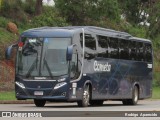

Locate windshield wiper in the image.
[43,58,53,79]
[26,58,38,78]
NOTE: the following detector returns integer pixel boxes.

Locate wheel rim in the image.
[83,86,90,104]
[134,87,138,102]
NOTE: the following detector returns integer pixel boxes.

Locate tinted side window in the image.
[108,37,119,59]
[145,43,152,62]
[137,42,144,61]
[129,41,137,60]
[97,35,109,58]
[85,34,96,50]
[84,34,97,60]
[119,39,129,60]
[80,34,96,50]
[98,36,108,48]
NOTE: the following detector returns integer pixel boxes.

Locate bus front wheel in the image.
[77,85,90,107]
[34,99,46,107]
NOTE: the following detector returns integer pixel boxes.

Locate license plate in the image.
[34,91,43,96]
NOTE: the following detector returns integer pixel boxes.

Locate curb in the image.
[0,100,33,104]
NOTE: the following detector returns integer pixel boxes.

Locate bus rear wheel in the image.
[122,86,139,105]
[34,99,46,107]
[89,100,104,106]
[77,85,90,107]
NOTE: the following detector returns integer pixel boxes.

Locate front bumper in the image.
[15,82,69,101]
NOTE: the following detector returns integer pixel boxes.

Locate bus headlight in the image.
[54,82,67,90]
[15,81,25,89]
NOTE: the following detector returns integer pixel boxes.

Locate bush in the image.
[0,16,9,28]
[153,72,160,87]
[1,0,28,24]
[23,0,36,15]
[31,7,69,27]
[124,25,147,38]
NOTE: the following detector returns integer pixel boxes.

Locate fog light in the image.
[61,92,66,96]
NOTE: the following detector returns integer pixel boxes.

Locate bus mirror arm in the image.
[5,43,18,60]
[66,44,76,61]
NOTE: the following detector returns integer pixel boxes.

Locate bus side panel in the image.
[81,58,152,100]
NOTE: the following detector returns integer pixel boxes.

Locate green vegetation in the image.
[0,16,9,28]
[55,0,120,25]
[152,87,160,99]
[0,27,18,44]
[0,91,16,100]
[31,7,69,27]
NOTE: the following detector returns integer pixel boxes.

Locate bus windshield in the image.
[16,37,71,78]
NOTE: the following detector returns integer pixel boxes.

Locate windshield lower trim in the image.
[23,79,57,82]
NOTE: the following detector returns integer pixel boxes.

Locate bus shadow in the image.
[45,104,144,108]
[43,103,144,108]
[22,102,144,108]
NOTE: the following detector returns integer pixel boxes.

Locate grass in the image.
[0,27,18,44]
[0,87,159,101]
[0,91,16,100]
[152,86,160,99]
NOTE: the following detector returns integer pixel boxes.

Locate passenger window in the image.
[145,43,152,62]
[85,34,96,50]
[108,37,119,59]
[129,41,137,60]
[98,36,108,48]
[97,35,109,58]
[119,39,129,60]
[137,42,144,61]
[80,33,96,50]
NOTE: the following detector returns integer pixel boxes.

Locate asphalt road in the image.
[0,100,160,120]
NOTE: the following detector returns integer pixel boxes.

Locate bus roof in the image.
[21,27,74,38]
[21,26,151,43]
[130,37,151,43]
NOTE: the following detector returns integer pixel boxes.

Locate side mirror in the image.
[66,45,73,61]
[5,44,17,60]
[66,44,77,61]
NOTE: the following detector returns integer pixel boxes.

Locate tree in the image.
[147,1,160,38]
[118,0,150,25]
[119,0,141,24]
[54,0,120,26]
[0,0,2,9]
[35,0,43,15]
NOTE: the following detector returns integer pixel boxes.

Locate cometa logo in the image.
[94,61,111,72]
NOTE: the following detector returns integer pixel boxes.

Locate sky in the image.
[21,0,55,6]
[43,0,55,6]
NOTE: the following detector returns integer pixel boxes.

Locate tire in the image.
[77,85,90,107]
[122,86,139,105]
[34,99,46,107]
[89,100,104,106]
[130,86,139,105]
